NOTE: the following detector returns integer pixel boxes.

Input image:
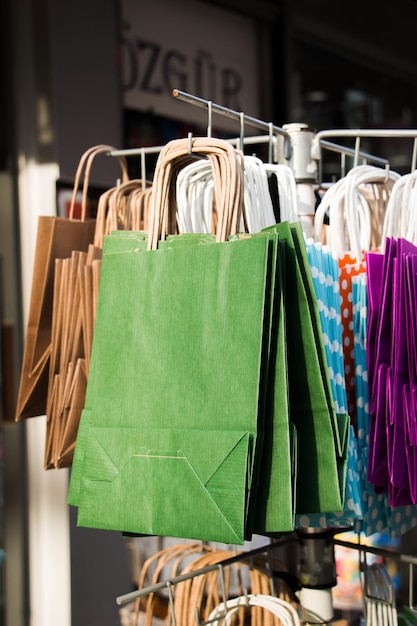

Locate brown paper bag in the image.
[44,155,139,468]
[16,144,127,422]
[44,251,87,468]
[51,183,147,469]
[55,358,88,468]
[46,248,100,468]
[15,216,96,421]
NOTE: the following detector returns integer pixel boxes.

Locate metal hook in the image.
[266,543,276,596]
[340,152,346,178]
[408,563,417,614]
[243,587,250,606]
[268,122,274,164]
[354,136,361,168]
[239,111,245,152]
[188,132,194,155]
[166,581,178,626]
[207,101,213,138]
[384,162,391,184]
[217,563,228,617]
[412,137,417,172]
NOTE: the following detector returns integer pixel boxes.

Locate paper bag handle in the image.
[147,137,244,250]
[93,179,149,248]
[68,144,129,221]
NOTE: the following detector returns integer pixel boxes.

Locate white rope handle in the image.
[176,159,214,233]
[205,593,301,626]
[314,164,400,259]
[263,163,299,223]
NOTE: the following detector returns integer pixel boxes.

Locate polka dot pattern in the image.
[352,274,369,445]
[338,252,366,426]
[296,242,417,538]
[305,239,347,413]
[296,241,358,529]
[295,237,417,538]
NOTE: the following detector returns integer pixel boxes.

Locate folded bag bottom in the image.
[75,418,254,545]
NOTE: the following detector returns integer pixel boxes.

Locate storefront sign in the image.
[120,0,259,131]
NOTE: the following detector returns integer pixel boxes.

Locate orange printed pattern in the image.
[339,252,366,426]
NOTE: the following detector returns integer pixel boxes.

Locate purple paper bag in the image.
[368,362,389,491]
[406,254,417,387]
[391,239,417,492]
[404,384,417,503]
[366,251,384,417]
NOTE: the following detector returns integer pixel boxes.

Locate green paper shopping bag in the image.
[164,228,295,535]
[67,231,149,500]
[68,234,272,543]
[159,226,294,532]
[290,224,350,442]
[69,136,272,543]
[265,222,348,515]
[289,222,350,506]
[69,134,244,507]
[246,230,295,534]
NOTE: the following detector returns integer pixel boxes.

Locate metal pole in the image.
[312,128,417,164]
[172,88,290,142]
[116,536,296,606]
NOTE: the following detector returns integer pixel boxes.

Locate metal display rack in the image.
[110,89,417,625]
[116,531,417,625]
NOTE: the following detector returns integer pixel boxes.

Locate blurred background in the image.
[1,0,417,624]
